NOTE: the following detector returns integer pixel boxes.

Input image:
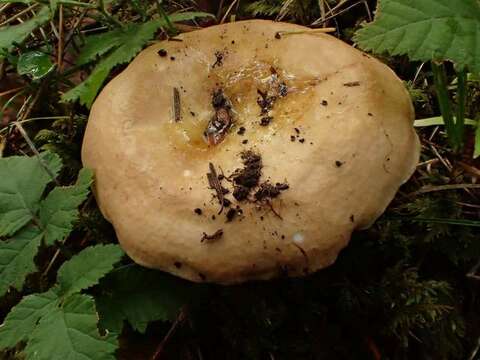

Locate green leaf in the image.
[0,226,42,297]
[96,267,193,333]
[57,244,124,297]
[17,50,55,80]
[354,0,480,73]
[0,290,58,350]
[61,20,161,107]
[62,12,214,107]
[24,294,118,360]
[75,28,127,66]
[0,151,62,237]
[0,6,51,56]
[474,120,480,158]
[39,168,93,245]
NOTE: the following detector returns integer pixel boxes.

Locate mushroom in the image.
[82,20,420,284]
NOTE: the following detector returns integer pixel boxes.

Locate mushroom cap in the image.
[82,20,420,284]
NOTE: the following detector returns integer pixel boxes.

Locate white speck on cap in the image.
[292,232,304,244]
[183,169,192,177]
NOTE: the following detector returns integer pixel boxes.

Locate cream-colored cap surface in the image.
[82,20,420,284]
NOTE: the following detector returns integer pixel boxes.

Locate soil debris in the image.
[212,51,224,68]
[237,126,246,135]
[226,208,237,222]
[257,89,276,115]
[254,182,289,201]
[158,49,167,57]
[232,151,262,201]
[201,229,224,243]
[260,116,272,126]
[194,208,203,215]
[204,89,233,146]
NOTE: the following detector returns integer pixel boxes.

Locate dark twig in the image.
[152,306,188,360]
[467,258,480,280]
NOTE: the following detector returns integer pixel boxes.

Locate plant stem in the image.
[97,0,123,28]
[156,1,176,35]
[431,61,459,151]
[455,67,467,148]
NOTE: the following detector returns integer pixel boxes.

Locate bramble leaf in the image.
[61,20,162,107]
[0,151,62,237]
[0,6,51,56]
[61,12,214,108]
[75,28,128,66]
[24,294,118,360]
[0,290,58,350]
[354,0,480,73]
[0,245,123,357]
[0,153,94,299]
[39,168,93,245]
[0,226,42,297]
[96,267,193,333]
[57,244,124,297]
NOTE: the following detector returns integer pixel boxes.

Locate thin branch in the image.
[0,4,38,27]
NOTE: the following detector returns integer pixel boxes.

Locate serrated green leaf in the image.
[354,0,480,73]
[0,226,42,297]
[0,6,51,56]
[61,20,161,107]
[75,29,126,66]
[0,151,62,237]
[17,50,55,80]
[96,267,193,333]
[62,12,214,108]
[39,168,93,245]
[24,293,118,360]
[0,290,58,350]
[57,244,124,297]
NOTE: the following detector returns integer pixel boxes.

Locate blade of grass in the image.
[455,67,467,147]
[474,120,480,158]
[390,216,480,227]
[431,61,459,151]
[414,117,477,127]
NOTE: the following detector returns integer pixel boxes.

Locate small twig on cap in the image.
[266,200,283,220]
[173,87,181,122]
[207,162,225,214]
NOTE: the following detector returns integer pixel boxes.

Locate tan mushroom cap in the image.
[82,20,420,284]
